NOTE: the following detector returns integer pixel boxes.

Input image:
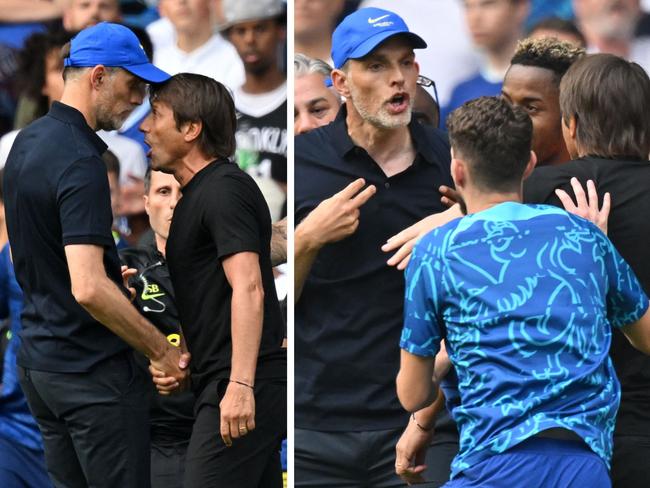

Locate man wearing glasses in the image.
[294,8,453,486]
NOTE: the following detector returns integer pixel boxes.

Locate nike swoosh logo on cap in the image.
[368,14,390,23]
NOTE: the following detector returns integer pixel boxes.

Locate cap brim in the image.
[124,62,171,84]
[348,31,427,64]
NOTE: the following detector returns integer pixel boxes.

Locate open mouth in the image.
[387,93,409,114]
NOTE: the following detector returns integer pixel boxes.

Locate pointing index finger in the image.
[335,178,367,200]
[350,184,377,208]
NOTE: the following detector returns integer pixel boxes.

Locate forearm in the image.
[294,224,321,302]
[78,277,167,360]
[230,285,264,385]
[413,386,445,429]
[0,0,63,21]
[270,218,287,266]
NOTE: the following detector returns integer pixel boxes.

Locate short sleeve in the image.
[203,174,263,260]
[600,232,650,328]
[57,157,114,247]
[400,231,445,357]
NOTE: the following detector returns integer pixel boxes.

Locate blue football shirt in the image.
[400,202,649,478]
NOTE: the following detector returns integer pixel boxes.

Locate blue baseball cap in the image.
[64,22,170,84]
[331,8,427,69]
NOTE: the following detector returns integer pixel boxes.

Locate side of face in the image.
[294,72,341,134]
[227,19,286,74]
[464,0,527,50]
[63,0,121,31]
[42,48,65,105]
[144,170,182,240]
[502,64,564,165]
[333,36,419,130]
[94,68,146,131]
[107,170,120,220]
[139,100,188,173]
[574,0,639,40]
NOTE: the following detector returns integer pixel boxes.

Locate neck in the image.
[543,145,572,167]
[587,36,630,58]
[345,103,415,177]
[176,24,213,53]
[242,67,285,94]
[295,33,332,63]
[172,148,215,188]
[60,86,97,130]
[485,37,520,75]
[155,234,167,257]
[463,188,521,215]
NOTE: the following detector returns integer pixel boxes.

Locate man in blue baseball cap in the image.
[294,7,454,487]
[3,21,187,488]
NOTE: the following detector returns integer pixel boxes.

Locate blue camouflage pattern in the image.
[401,202,648,478]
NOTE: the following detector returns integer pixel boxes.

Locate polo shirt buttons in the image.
[385,182,391,189]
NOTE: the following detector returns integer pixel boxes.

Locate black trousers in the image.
[151,442,188,488]
[184,378,286,488]
[295,427,446,488]
[18,352,150,488]
[611,435,650,488]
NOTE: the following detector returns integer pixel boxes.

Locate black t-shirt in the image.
[166,159,286,394]
[3,102,128,372]
[294,107,453,431]
[235,99,287,184]
[120,244,194,445]
[524,156,650,436]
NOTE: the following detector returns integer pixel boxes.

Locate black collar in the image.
[48,101,108,154]
[330,104,441,165]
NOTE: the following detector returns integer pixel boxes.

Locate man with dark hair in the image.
[502,37,585,167]
[398,95,650,487]
[294,7,453,486]
[3,22,187,488]
[525,53,650,488]
[140,72,286,488]
[223,0,287,220]
[120,168,195,488]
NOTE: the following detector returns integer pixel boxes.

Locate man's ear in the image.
[522,150,537,180]
[450,155,466,190]
[89,65,107,90]
[331,68,350,99]
[182,120,203,143]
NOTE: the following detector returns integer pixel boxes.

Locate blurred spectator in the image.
[529,16,586,46]
[527,0,574,28]
[152,0,244,89]
[442,0,529,123]
[0,172,51,488]
[103,150,130,249]
[62,0,121,31]
[413,76,440,128]
[574,0,650,71]
[294,0,345,65]
[293,53,340,135]
[360,0,479,109]
[224,0,287,221]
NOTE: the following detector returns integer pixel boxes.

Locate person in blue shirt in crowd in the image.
[397,96,650,487]
[0,172,51,488]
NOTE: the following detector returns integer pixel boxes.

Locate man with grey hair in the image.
[294,7,453,486]
[294,53,341,134]
[3,22,188,488]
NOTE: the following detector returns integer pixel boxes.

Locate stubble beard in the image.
[348,80,413,130]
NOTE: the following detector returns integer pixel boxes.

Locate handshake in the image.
[148,342,191,395]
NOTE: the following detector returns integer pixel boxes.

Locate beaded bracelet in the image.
[230,379,254,389]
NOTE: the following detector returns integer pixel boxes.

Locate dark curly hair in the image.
[16,28,72,110]
[446,96,532,193]
[510,37,585,83]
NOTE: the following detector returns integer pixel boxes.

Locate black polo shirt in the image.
[524,156,650,437]
[3,101,129,373]
[166,159,286,395]
[295,106,453,431]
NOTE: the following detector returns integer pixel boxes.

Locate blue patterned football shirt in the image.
[401,202,649,478]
